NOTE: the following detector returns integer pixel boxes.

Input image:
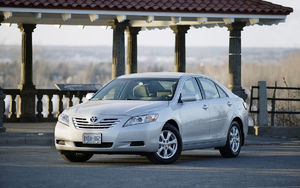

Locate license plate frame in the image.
[82,133,102,144]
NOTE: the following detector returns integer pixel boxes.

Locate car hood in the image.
[66,100,168,117]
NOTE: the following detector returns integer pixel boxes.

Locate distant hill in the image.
[0,45,299,65]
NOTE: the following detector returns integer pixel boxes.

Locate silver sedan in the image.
[55,72,248,164]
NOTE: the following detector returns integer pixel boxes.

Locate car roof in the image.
[118,72,207,79]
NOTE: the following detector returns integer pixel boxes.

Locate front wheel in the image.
[146,124,182,164]
[60,151,93,162]
[219,121,242,158]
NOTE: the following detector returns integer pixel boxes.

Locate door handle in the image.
[203,104,208,110]
[227,101,232,107]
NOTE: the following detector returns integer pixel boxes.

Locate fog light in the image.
[56,140,65,145]
[130,141,144,146]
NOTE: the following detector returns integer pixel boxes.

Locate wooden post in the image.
[271,81,277,126]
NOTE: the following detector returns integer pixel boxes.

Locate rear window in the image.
[199,78,219,99]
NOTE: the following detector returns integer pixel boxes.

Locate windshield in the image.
[92,78,178,101]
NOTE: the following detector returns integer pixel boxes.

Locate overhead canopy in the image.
[0,0,293,28]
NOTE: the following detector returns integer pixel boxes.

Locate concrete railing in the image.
[1,88,97,123]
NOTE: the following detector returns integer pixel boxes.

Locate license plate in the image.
[82,133,102,144]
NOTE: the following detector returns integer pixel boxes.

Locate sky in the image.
[0,0,299,48]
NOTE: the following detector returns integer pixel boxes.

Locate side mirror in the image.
[180,94,197,102]
[85,93,95,100]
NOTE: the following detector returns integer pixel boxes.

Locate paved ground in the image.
[1,142,300,188]
[3,122,55,133]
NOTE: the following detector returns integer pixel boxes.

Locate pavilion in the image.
[0,0,293,125]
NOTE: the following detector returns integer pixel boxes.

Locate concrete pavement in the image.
[0,123,55,145]
[0,143,300,188]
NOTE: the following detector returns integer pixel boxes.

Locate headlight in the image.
[124,114,159,127]
[58,113,69,126]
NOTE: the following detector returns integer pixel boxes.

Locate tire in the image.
[60,151,93,162]
[146,124,182,164]
[219,121,242,158]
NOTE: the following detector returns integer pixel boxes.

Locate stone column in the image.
[170,25,190,72]
[112,20,128,79]
[126,26,141,74]
[17,24,37,122]
[227,22,247,100]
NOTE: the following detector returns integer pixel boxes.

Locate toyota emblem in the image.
[90,116,98,123]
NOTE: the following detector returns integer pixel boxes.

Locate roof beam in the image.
[89,14,99,22]
[3,11,12,19]
[35,12,42,19]
[223,18,235,24]
[61,13,71,21]
[116,15,126,22]
[197,17,207,24]
[249,18,259,25]
[171,16,181,24]
[146,16,154,23]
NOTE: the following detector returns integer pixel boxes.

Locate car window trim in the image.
[216,84,229,98]
[180,77,204,101]
[197,77,221,100]
[194,77,206,100]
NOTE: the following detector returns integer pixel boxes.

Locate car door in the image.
[178,78,210,146]
[198,78,229,139]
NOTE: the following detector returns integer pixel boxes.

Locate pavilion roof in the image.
[0,0,293,15]
[0,0,293,28]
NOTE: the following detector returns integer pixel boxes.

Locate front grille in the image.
[73,117,120,129]
[74,142,113,148]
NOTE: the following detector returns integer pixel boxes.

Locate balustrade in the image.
[1,89,97,122]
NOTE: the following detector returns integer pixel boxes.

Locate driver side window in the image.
[181,78,202,100]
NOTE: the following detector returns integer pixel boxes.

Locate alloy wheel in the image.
[229,125,240,153]
[156,130,178,159]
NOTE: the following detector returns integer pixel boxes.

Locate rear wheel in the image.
[147,124,182,164]
[60,151,93,162]
[219,121,242,158]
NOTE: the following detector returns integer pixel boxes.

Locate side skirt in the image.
[182,138,226,151]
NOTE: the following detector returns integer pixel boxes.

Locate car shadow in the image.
[76,152,223,166]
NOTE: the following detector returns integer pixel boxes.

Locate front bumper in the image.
[54,120,163,153]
